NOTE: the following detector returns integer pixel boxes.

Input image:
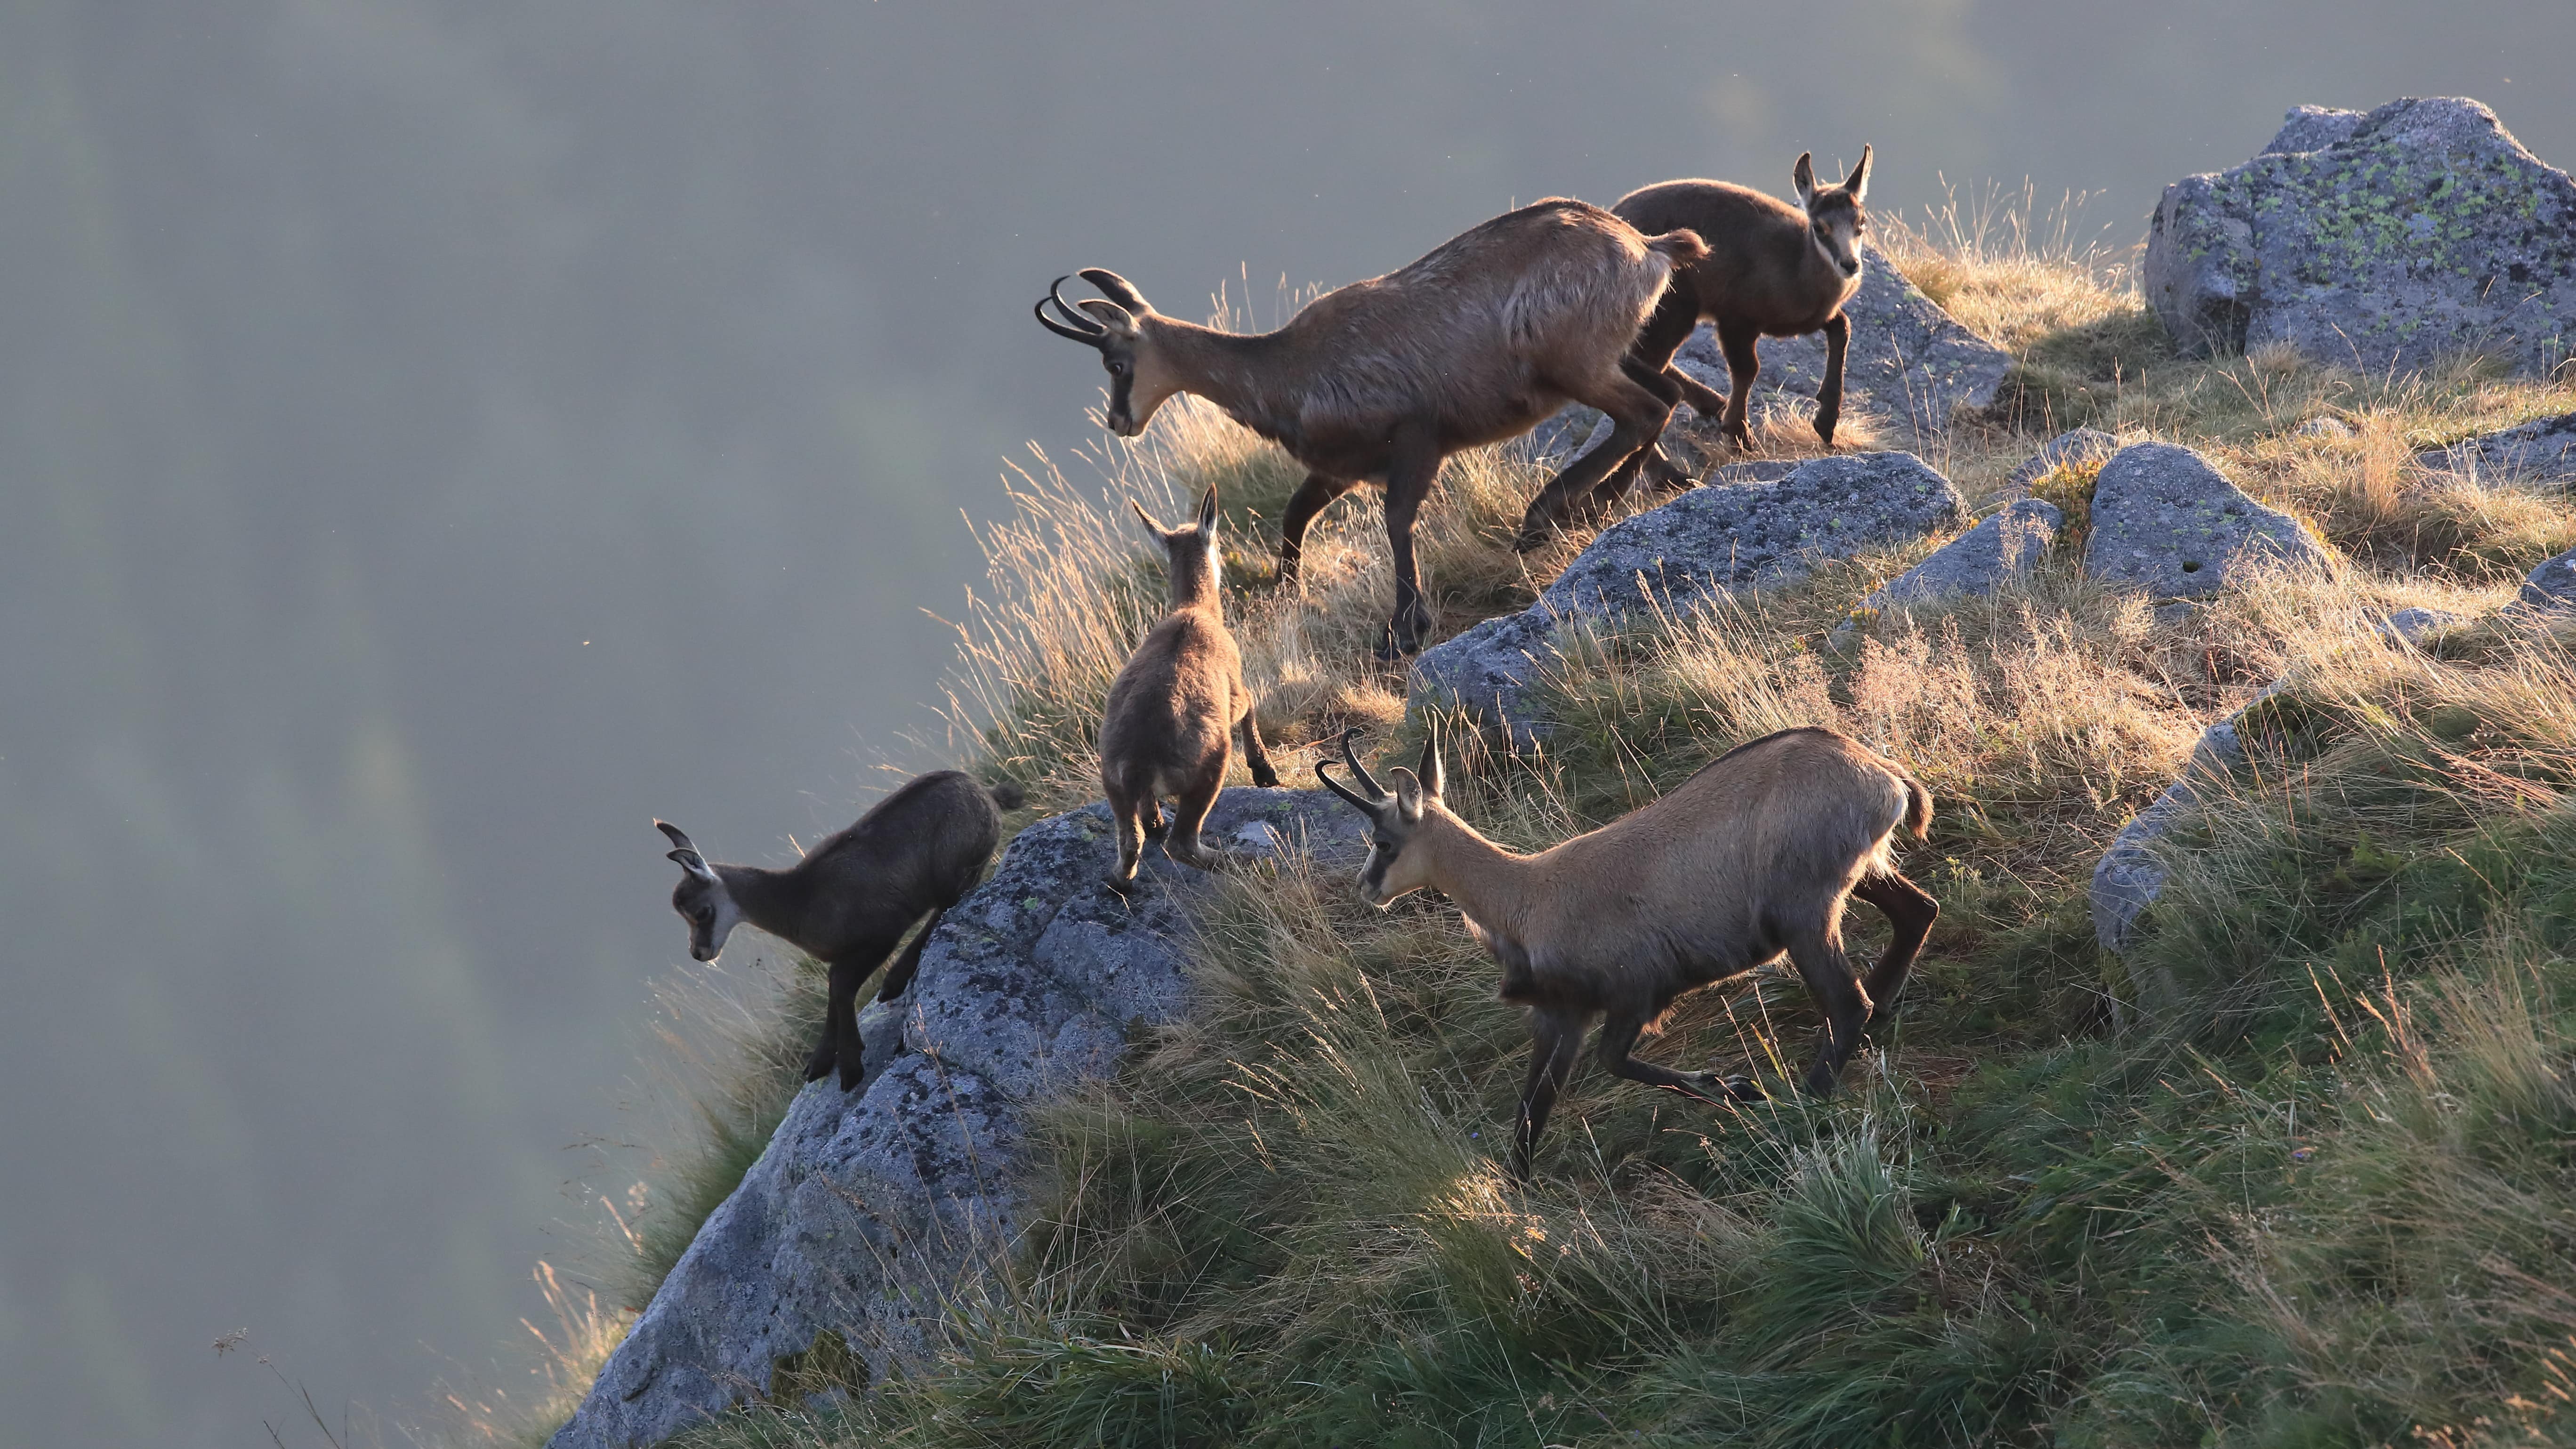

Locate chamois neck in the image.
[714,862,802,936]
[1147,317,1291,426]
[1418,809,1539,935]
[1165,565,1221,614]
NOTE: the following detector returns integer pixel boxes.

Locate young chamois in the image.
[1098,485,1280,891]
[1037,200,1710,653]
[1602,146,1874,492]
[654,770,1017,1091]
[1316,722,1937,1180]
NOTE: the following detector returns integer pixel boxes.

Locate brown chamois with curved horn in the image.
[1036,200,1710,655]
[1097,485,1280,891]
[653,769,1021,1091]
[1600,146,1873,492]
[1317,720,1936,1180]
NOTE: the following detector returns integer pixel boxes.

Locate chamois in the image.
[1037,200,1709,654]
[1098,485,1280,891]
[1604,146,1874,490]
[1316,722,1937,1180]
[654,770,1018,1091]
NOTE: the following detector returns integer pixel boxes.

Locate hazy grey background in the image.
[1,2,2567,1443]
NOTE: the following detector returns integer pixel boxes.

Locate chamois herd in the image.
[657,149,1942,1176]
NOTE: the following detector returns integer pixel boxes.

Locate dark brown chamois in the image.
[1098,485,1280,890]
[654,770,1019,1090]
[1037,200,1708,653]
[1604,146,1874,492]
[1317,722,1936,1180]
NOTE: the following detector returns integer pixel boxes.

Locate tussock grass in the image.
[500,189,2576,1449]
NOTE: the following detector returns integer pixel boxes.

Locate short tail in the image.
[1901,774,1932,841]
[985,779,1028,812]
[1646,227,1709,268]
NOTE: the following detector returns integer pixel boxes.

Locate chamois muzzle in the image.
[1035,275,1108,348]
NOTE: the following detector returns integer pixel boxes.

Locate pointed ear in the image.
[1843,144,1871,203]
[1076,298,1139,339]
[1417,720,1444,799]
[1079,268,1152,315]
[1389,766,1426,821]
[1792,151,1818,206]
[1129,498,1169,535]
[1195,486,1219,534]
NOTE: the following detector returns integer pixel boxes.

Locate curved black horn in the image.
[1079,267,1150,313]
[1036,276,1107,346]
[654,820,697,854]
[1338,727,1386,799]
[1315,761,1384,816]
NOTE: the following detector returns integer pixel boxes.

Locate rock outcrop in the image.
[1413,452,1962,745]
[2084,442,2332,598]
[2145,98,2576,375]
[2520,545,2576,613]
[2418,411,2576,486]
[1524,241,2010,464]
[1851,498,2061,618]
[547,789,1366,1449]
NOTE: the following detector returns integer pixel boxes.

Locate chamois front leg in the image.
[1813,312,1850,447]
[876,906,949,1004]
[1515,370,1675,552]
[1377,428,1443,657]
[806,957,866,1088]
[1715,319,1761,451]
[1784,917,1872,1095]
[1512,1009,1587,1181]
[1596,1008,1763,1104]
[1277,471,1360,588]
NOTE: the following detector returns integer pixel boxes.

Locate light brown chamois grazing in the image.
[1098,486,1279,891]
[1038,200,1709,653]
[655,769,1018,1090]
[1317,722,1937,1180]
[1604,146,1874,491]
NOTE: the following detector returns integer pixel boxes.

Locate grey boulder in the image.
[2417,411,2576,486]
[1852,498,2061,619]
[2145,97,2576,375]
[2519,546,2576,612]
[1999,428,2120,499]
[1414,452,1962,745]
[2084,442,2331,598]
[2091,689,2277,957]
[546,789,1365,1449]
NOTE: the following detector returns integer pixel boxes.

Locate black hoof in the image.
[1374,628,1424,662]
[838,1058,865,1092]
[1721,1073,1768,1102]
[802,1051,835,1084]
[1140,814,1169,841]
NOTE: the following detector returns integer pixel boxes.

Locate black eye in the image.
[1109,360,1130,377]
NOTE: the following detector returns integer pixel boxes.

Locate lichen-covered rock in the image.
[1413,452,1961,744]
[1673,242,2012,442]
[1522,240,2009,463]
[2145,98,2576,374]
[547,789,1364,1449]
[2520,546,2576,612]
[1853,499,2061,616]
[2092,688,2277,955]
[2418,410,2576,485]
[2084,442,2331,598]
[2000,428,2119,498]
[2381,605,2464,641]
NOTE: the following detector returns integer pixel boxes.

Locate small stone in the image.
[2295,417,2352,440]
[2518,546,2576,612]
[2084,442,2332,599]
[2380,606,2462,641]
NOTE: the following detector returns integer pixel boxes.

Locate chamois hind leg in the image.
[1597,1006,1761,1104]
[1852,869,1938,1025]
[1715,318,1762,451]
[1813,313,1851,447]
[1277,470,1361,588]
[1104,781,1149,892]
[1580,358,1687,515]
[1783,913,1872,1096]
[1237,704,1280,789]
[1512,1008,1588,1181]
[1140,797,1168,840]
[875,906,949,1004]
[1627,282,1719,491]
[1160,759,1231,871]
[1515,371,1674,551]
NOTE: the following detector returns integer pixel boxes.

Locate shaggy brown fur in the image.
[1319,722,1936,1179]
[1607,146,1874,488]
[654,770,1019,1091]
[1098,486,1279,890]
[1037,200,1708,653]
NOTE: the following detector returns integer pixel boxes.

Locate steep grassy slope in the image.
[442,207,2576,1449]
